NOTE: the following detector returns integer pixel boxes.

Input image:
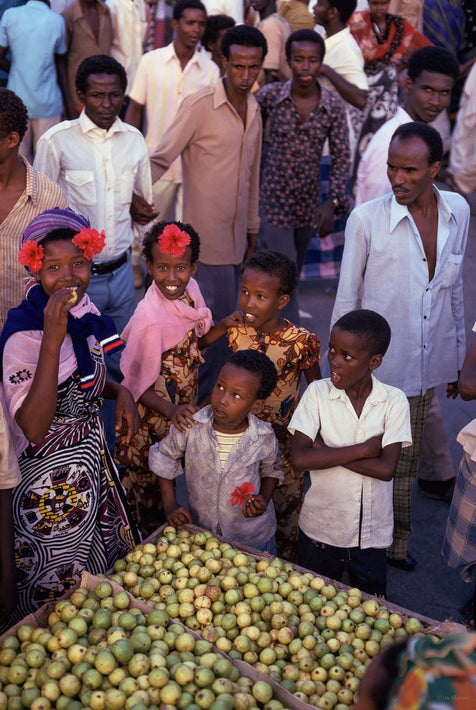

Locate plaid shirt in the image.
[256,80,350,229]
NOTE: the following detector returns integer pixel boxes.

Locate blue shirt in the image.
[149,406,284,548]
[331,187,469,396]
[0,1,66,117]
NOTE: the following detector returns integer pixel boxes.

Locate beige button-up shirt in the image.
[149,78,262,266]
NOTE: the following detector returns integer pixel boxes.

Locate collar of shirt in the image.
[389,185,456,234]
[327,374,390,408]
[71,0,109,21]
[193,405,268,442]
[164,42,207,70]
[324,26,351,50]
[22,156,39,207]
[26,0,49,9]
[78,110,126,139]
[274,78,333,116]
[213,78,258,126]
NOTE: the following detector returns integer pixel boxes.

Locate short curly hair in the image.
[333,309,391,356]
[221,25,268,61]
[225,350,278,400]
[243,250,298,296]
[75,55,128,95]
[0,88,28,141]
[142,220,200,263]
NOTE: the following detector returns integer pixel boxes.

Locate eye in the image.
[216,383,224,391]
[241,288,249,296]
[328,346,335,353]
[48,264,60,270]
[176,265,186,272]
[73,260,84,267]
[233,393,242,399]
[343,354,352,361]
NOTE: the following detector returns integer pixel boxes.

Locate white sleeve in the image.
[288,383,321,441]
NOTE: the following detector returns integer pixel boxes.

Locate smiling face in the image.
[328,326,381,392]
[239,268,289,333]
[77,73,124,130]
[288,40,323,87]
[36,239,91,301]
[223,44,264,96]
[146,243,197,300]
[173,8,207,51]
[387,135,440,206]
[211,363,262,433]
[405,70,454,124]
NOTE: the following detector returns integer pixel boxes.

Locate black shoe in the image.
[387,554,417,571]
[418,477,455,503]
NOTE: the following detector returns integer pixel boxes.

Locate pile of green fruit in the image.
[0,581,289,710]
[108,526,431,709]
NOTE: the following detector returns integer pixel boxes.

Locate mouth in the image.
[213,407,226,418]
[164,285,180,294]
[392,188,408,197]
[330,370,342,384]
[243,312,257,323]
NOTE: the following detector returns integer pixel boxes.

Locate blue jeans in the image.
[257,535,277,556]
[298,528,387,596]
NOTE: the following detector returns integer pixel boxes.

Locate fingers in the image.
[169,507,192,526]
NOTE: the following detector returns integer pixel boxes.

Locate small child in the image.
[116,221,213,534]
[289,309,412,596]
[200,250,321,560]
[149,350,284,553]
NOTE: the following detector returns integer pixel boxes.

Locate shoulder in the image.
[119,121,147,141]
[248,413,276,437]
[183,85,216,108]
[33,169,67,201]
[350,194,391,222]
[439,190,471,220]
[39,119,80,143]
[256,81,284,104]
[321,87,347,114]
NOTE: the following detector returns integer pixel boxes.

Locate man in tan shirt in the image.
[0,89,67,328]
[149,24,267,396]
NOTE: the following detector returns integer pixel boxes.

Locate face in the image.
[369,0,390,23]
[313,0,331,26]
[208,29,228,69]
[387,136,440,206]
[239,268,289,333]
[36,239,91,301]
[77,73,124,130]
[250,0,269,12]
[405,70,454,124]
[223,45,264,95]
[172,9,207,50]
[288,40,322,87]
[328,326,381,391]
[211,363,261,433]
[146,243,197,300]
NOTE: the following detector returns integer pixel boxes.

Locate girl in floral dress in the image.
[116,221,212,535]
[0,208,139,632]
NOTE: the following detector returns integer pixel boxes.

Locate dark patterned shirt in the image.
[256,80,351,228]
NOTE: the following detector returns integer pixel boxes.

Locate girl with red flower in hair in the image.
[0,208,140,632]
[117,221,217,534]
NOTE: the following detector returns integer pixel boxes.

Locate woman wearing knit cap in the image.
[0,207,140,631]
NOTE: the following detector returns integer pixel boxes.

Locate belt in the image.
[91,251,127,276]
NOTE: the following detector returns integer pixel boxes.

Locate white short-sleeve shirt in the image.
[289,376,411,549]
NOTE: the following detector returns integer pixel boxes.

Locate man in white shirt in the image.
[355,46,459,206]
[313,0,368,159]
[126,0,219,220]
[448,61,476,197]
[332,122,469,570]
[202,0,244,24]
[34,55,153,382]
[106,0,148,93]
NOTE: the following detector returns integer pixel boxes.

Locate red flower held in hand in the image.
[18,241,45,272]
[158,224,191,258]
[231,482,255,508]
[72,227,106,260]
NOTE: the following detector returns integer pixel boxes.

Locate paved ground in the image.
[297,186,476,624]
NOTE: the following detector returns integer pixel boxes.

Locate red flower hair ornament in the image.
[18,241,45,273]
[72,227,106,260]
[158,224,191,258]
[230,482,256,508]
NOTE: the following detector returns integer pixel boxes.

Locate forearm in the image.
[55,54,75,115]
[0,488,15,582]
[319,65,368,109]
[259,476,278,503]
[16,341,60,443]
[139,388,175,419]
[346,442,402,482]
[198,321,229,349]
[158,477,178,515]
[291,440,371,471]
[458,338,476,401]
[125,99,144,132]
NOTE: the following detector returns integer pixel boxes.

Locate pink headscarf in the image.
[120,278,212,402]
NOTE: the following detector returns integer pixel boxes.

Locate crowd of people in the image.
[0,0,475,659]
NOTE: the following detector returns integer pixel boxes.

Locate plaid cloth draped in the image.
[442,451,476,582]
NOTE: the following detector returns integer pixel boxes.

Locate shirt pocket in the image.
[439,252,463,288]
[64,170,96,205]
[121,168,137,205]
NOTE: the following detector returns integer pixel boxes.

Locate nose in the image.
[63,264,74,281]
[102,93,111,108]
[391,168,405,186]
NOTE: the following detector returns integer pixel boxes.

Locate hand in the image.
[363,435,383,459]
[243,232,257,264]
[130,193,159,225]
[447,381,459,399]
[166,504,193,526]
[221,310,244,329]
[42,288,77,348]
[315,200,336,239]
[243,494,268,518]
[312,432,326,449]
[64,101,79,121]
[171,403,199,432]
[114,384,140,443]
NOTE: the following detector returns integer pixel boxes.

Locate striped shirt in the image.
[0,158,67,328]
[129,42,219,183]
[215,430,245,469]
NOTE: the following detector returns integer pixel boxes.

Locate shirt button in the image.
[423,258,426,262]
